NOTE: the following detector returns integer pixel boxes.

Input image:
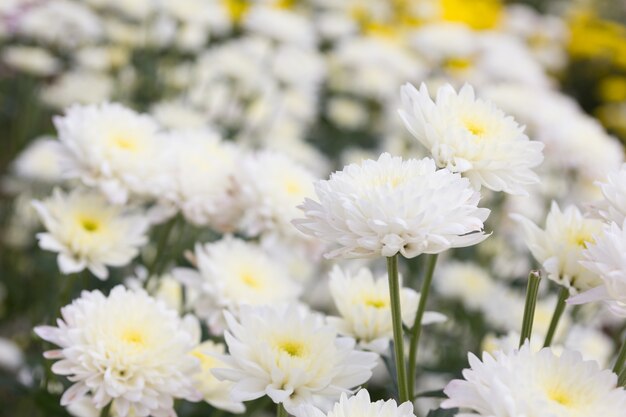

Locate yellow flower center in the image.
[192,350,218,369]
[285,180,303,196]
[363,296,388,309]
[111,135,138,152]
[568,231,595,248]
[277,340,306,357]
[121,328,146,347]
[547,387,574,407]
[80,217,100,232]
[240,271,261,288]
[464,119,487,138]
[444,57,474,71]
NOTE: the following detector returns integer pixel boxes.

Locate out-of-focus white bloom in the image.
[191,341,245,413]
[512,202,604,293]
[75,46,129,72]
[10,137,65,183]
[593,164,626,225]
[66,396,99,417]
[296,389,415,417]
[0,337,23,372]
[54,103,173,204]
[213,304,378,413]
[244,6,316,48]
[174,237,301,332]
[442,344,626,417]
[481,331,548,355]
[328,266,445,352]
[2,46,60,76]
[399,83,544,195]
[434,261,498,311]
[35,286,201,417]
[564,325,614,368]
[294,153,489,259]
[326,97,369,130]
[32,189,149,279]
[570,221,626,317]
[167,129,241,229]
[238,150,317,237]
[17,0,102,47]
[41,71,114,110]
[151,101,208,130]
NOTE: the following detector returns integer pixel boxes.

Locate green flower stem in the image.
[407,253,438,399]
[619,368,626,387]
[612,335,626,376]
[519,270,542,348]
[387,254,410,403]
[145,216,178,288]
[99,403,112,417]
[543,286,569,347]
[277,402,288,417]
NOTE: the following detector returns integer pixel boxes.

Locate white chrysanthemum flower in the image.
[593,163,626,225]
[434,261,500,311]
[238,151,317,237]
[54,103,173,204]
[10,137,65,183]
[512,202,604,293]
[174,237,301,332]
[294,153,490,259]
[564,325,614,368]
[32,189,149,280]
[168,129,241,230]
[34,286,201,417]
[442,344,626,417]
[213,304,378,414]
[191,341,245,413]
[328,266,445,353]
[295,389,415,417]
[570,221,626,317]
[398,83,544,195]
[2,45,60,76]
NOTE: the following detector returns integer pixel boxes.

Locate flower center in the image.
[464,119,487,138]
[444,57,473,71]
[547,387,574,408]
[192,350,217,369]
[121,328,146,347]
[277,340,306,357]
[111,135,138,152]
[285,180,303,196]
[363,296,388,309]
[240,271,261,288]
[568,231,594,248]
[79,217,100,233]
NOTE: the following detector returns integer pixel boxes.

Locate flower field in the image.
[1,1,626,417]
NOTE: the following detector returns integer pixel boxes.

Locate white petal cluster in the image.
[34,286,201,417]
[191,341,245,413]
[294,153,490,259]
[512,202,604,293]
[238,150,317,237]
[32,188,149,279]
[328,266,445,353]
[167,129,241,230]
[174,237,301,332]
[399,83,544,195]
[213,304,378,414]
[570,221,626,317]
[442,345,626,417]
[594,163,626,225]
[434,261,499,311]
[54,102,174,204]
[296,389,415,417]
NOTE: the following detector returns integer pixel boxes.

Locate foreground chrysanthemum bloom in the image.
[442,344,626,416]
[212,304,378,414]
[173,237,301,332]
[328,266,445,352]
[34,286,201,417]
[295,389,415,417]
[293,153,490,258]
[32,188,149,279]
[569,221,626,317]
[512,201,604,293]
[399,83,544,195]
[54,102,172,204]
